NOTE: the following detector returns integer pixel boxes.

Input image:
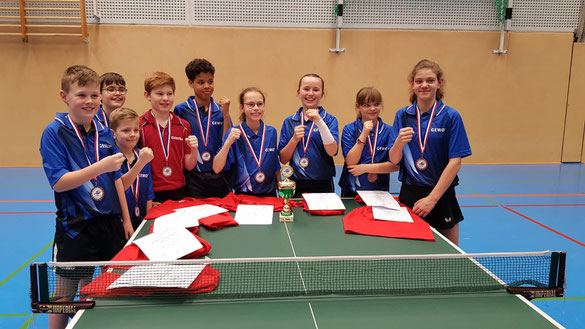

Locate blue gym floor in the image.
[0,164,583,329]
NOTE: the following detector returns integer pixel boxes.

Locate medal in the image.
[162,165,173,177]
[90,186,105,201]
[191,98,213,163]
[255,171,266,183]
[299,112,316,169]
[299,157,310,168]
[416,158,428,171]
[240,123,267,184]
[154,112,173,178]
[201,151,212,162]
[127,148,141,217]
[67,115,104,201]
[367,173,378,182]
[415,101,438,172]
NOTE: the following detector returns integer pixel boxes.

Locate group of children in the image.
[40,58,471,328]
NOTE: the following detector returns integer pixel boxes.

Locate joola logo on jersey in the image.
[431,128,446,133]
[171,136,183,141]
[212,121,223,125]
[265,148,275,152]
[99,144,111,148]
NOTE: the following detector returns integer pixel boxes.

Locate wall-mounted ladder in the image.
[0,0,88,42]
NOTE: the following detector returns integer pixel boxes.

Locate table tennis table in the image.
[63,199,564,329]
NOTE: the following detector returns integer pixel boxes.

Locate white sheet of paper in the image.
[234,204,274,225]
[372,206,413,223]
[357,190,400,210]
[134,227,203,261]
[302,193,346,211]
[107,263,206,290]
[153,205,228,233]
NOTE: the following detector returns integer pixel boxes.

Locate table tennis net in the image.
[31,251,565,313]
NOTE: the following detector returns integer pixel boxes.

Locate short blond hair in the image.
[109,107,140,131]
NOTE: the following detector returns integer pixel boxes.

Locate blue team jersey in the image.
[40,113,123,238]
[120,149,155,225]
[174,96,231,173]
[277,107,339,181]
[94,106,109,128]
[389,99,471,187]
[222,121,280,195]
[339,118,392,193]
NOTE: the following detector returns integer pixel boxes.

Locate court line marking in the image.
[0,314,30,317]
[284,223,318,329]
[0,241,53,288]
[465,188,585,247]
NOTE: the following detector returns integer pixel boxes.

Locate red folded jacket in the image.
[343,206,435,241]
[299,200,346,216]
[79,264,220,298]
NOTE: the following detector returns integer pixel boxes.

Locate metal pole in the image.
[492,0,512,54]
[329,0,345,53]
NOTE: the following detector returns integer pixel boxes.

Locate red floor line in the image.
[0,212,54,214]
[457,193,585,197]
[0,200,53,203]
[460,205,499,208]
[505,204,585,207]
[502,206,585,247]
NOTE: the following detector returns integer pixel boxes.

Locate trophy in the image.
[278,165,296,222]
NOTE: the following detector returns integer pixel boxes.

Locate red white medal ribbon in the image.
[193,99,212,149]
[67,115,99,182]
[100,109,108,128]
[416,101,438,158]
[300,112,316,155]
[366,121,379,164]
[240,124,266,170]
[153,112,171,164]
[127,148,140,205]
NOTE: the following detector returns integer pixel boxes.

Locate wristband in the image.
[356,138,366,145]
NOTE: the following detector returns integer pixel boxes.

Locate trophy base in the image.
[279,212,294,222]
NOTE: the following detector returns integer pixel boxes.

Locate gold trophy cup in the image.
[278,165,296,222]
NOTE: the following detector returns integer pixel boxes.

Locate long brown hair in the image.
[408,59,445,104]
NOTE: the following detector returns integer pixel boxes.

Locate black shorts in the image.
[398,184,463,229]
[53,214,126,279]
[154,186,187,203]
[184,170,230,198]
[293,179,334,198]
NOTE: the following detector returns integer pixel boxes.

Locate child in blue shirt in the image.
[174,58,233,198]
[278,73,339,197]
[213,87,280,197]
[40,65,133,329]
[389,59,472,245]
[95,72,127,127]
[340,87,398,197]
[110,107,155,230]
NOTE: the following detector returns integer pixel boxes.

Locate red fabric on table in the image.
[111,225,212,262]
[79,264,220,298]
[144,197,234,220]
[298,200,346,216]
[343,206,435,241]
[230,194,291,212]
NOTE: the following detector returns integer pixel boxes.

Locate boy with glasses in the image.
[96,72,127,127]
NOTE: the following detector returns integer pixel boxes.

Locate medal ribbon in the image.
[416,101,438,158]
[100,109,108,128]
[153,112,171,164]
[67,115,99,182]
[300,112,316,155]
[192,98,212,148]
[366,121,379,164]
[240,124,266,170]
[127,148,140,205]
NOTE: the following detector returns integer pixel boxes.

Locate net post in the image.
[30,264,39,312]
[38,263,49,303]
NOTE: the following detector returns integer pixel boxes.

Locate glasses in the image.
[360,102,382,109]
[244,102,265,109]
[103,87,128,94]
